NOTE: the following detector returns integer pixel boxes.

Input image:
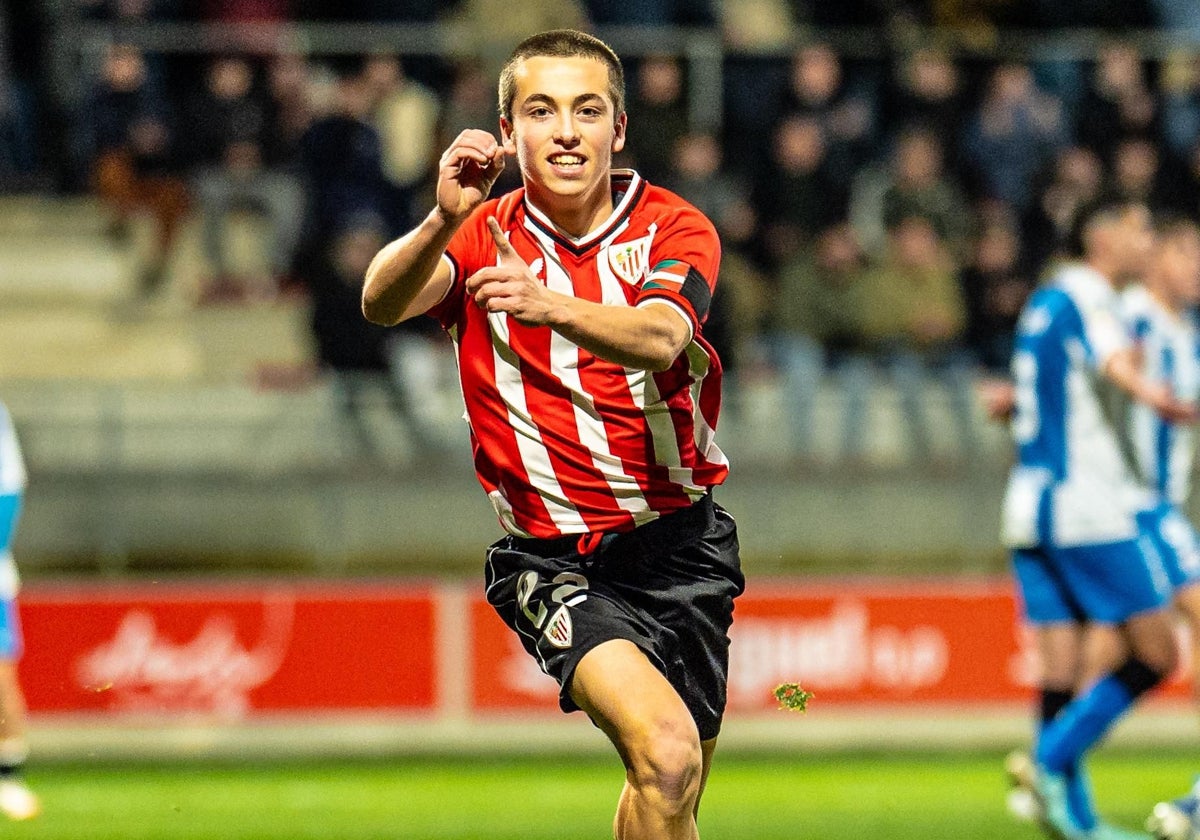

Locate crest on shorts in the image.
[606,234,653,286]
[543,605,573,649]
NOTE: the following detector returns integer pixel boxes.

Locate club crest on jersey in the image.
[543,605,573,649]
[606,234,652,285]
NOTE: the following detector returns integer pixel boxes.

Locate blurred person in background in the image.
[880,45,967,177]
[859,212,976,467]
[308,209,434,459]
[183,54,304,303]
[295,58,398,283]
[962,62,1068,215]
[362,30,743,840]
[852,126,971,260]
[959,214,1034,375]
[1115,217,1200,840]
[619,54,689,184]
[1074,42,1159,165]
[363,53,441,211]
[75,42,190,295]
[1109,135,1188,215]
[752,113,846,268]
[1022,144,1106,273]
[770,220,874,466]
[0,404,38,821]
[775,41,876,184]
[1001,194,1193,840]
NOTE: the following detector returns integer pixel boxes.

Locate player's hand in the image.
[1152,392,1200,425]
[977,377,1016,422]
[436,130,505,223]
[466,217,558,326]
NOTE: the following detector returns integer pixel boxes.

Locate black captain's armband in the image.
[680,267,712,322]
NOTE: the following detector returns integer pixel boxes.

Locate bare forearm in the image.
[362,208,459,326]
[549,299,690,371]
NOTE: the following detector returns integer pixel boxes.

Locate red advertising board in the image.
[468,579,1194,714]
[13,578,1191,719]
[17,582,438,716]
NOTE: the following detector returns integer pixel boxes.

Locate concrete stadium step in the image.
[0,195,113,237]
[0,234,136,303]
[0,298,312,383]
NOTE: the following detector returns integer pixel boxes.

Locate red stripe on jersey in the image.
[432,171,729,538]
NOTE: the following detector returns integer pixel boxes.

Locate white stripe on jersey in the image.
[533,227,656,524]
[1122,284,1199,505]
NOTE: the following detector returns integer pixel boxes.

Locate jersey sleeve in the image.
[426,204,496,329]
[635,204,721,338]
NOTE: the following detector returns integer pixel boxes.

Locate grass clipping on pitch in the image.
[773,683,813,712]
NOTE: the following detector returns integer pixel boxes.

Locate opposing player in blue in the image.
[0,402,37,820]
[1002,194,1196,840]
[1121,217,1200,840]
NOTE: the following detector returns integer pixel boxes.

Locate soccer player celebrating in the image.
[362,30,743,840]
[1122,218,1200,840]
[1002,194,1195,840]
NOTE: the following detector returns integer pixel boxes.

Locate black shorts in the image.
[483,495,744,741]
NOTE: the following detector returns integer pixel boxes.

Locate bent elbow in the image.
[361,282,401,327]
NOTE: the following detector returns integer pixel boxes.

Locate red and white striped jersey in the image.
[429,170,729,539]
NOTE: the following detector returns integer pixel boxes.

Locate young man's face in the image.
[1156,227,1200,307]
[500,55,626,207]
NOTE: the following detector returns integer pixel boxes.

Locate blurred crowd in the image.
[6,0,1200,463]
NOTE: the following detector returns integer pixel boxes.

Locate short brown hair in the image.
[498,29,625,122]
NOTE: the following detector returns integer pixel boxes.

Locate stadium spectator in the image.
[752,113,846,267]
[1074,41,1160,163]
[75,42,190,295]
[363,54,440,204]
[859,213,977,465]
[858,127,972,260]
[775,42,876,183]
[959,215,1033,373]
[182,54,304,302]
[308,209,434,459]
[362,29,744,840]
[1112,134,1190,213]
[961,62,1068,213]
[1021,144,1105,272]
[880,45,967,168]
[295,59,397,270]
[770,220,875,464]
[663,130,744,227]
[620,54,689,184]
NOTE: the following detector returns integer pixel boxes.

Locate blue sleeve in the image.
[0,493,21,552]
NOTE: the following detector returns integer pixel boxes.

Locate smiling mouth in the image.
[548,154,586,169]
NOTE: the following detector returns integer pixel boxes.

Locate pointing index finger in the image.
[486,217,512,255]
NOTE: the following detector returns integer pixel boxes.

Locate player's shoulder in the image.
[630,174,716,232]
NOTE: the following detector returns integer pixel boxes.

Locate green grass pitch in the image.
[6,750,1192,839]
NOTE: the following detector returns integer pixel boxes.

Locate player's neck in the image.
[525,176,615,241]
[1083,255,1122,288]
[1145,280,1185,316]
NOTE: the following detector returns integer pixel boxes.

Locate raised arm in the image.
[362,130,505,326]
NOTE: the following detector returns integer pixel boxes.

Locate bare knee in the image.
[625,716,703,817]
